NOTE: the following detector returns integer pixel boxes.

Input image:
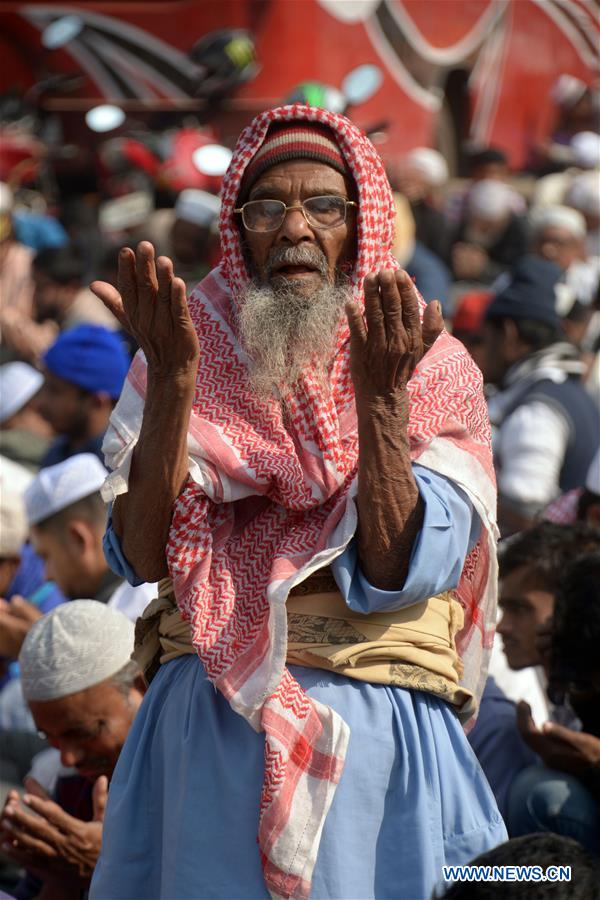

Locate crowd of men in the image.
[0,77,599,900]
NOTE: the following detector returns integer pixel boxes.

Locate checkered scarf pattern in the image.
[103,105,498,900]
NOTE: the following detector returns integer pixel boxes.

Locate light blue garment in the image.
[103,465,480,607]
[92,467,503,899]
[91,657,506,900]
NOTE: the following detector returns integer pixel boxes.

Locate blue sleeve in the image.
[330,465,480,614]
[103,508,144,587]
[7,543,68,613]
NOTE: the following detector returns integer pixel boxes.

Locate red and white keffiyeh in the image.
[103,106,498,899]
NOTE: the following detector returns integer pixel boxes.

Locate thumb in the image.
[516,700,537,736]
[23,776,51,800]
[92,775,109,822]
[10,596,41,624]
[422,300,444,353]
[90,281,129,331]
[541,722,576,742]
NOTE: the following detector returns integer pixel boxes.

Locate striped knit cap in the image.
[240,121,348,197]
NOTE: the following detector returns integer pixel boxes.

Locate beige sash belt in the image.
[133,576,475,717]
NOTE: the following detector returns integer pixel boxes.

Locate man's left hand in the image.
[517,701,600,776]
[345,269,443,402]
[0,776,107,885]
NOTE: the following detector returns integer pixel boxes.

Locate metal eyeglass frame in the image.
[234,195,357,232]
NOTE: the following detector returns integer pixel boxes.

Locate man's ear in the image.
[66,519,96,554]
[502,318,519,343]
[502,318,524,362]
[87,391,112,414]
[133,672,148,697]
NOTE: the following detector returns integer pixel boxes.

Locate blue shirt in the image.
[41,433,105,469]
[104,464,480,608]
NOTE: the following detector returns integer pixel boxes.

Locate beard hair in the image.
[237,270,349,400]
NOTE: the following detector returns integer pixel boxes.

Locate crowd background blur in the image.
[0,1,599,897]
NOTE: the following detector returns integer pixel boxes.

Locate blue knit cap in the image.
[485,256,563,330]
[43,325,130,399]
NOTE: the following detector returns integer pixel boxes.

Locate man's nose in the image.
[59,743,85,768]
[275,207,315,244]
[497,615,509,635]
[540,241,557,260]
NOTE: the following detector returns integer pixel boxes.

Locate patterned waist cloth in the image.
[133,569,475,719]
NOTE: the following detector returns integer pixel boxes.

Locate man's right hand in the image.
[90,241,200,377]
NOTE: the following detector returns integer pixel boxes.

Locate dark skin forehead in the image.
[499,565,554,613]
[247,159,357,203]
[28,680,126,738]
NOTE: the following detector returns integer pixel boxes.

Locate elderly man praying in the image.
[90,109,505,900]
[0,601,143,900]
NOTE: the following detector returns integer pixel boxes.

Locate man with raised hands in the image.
[90,109,504,900]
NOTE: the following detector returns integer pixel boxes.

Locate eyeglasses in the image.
[234,195,357,232]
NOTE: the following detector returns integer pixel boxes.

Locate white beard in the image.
[237,275,349,400]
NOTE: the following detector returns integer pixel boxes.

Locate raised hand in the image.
[347,270,442,590]
[516,701,600,776]
[345,269,443,402]
[90,241,200,377]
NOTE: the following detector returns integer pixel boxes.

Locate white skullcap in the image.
[19,600,135,702]
[571,132,600,170]
[405,147,448,186]
[0,362,44,424]
[98,191,154,234]
[24,453,108,526]
[565,171,599,217]
[467,179,515,220]
[0,457,33,556]
[175,189,221,227]
[551,74,587,109]
[0,182,13,215]
[586,446,600,495]
[530,204,587,239]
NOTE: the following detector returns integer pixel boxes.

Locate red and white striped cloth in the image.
[103,105,498,900]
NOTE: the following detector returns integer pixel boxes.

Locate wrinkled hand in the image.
[0,597,40,658]
[90,241,199,377]
[451,242,489,280]
[516,702,600,776]
[345,269,443,402]
[0,776,107,885]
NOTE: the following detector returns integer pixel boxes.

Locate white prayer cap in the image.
[0,362,44,424]
[551,74,587,109]
[0,457,33,556]
[565,172,599,217]
[98,191,154,234]
[586,447,600,495]
[405,147,448,186]
[19,600,135,702]
[467,179,515,220]
[530,204,587,239]
[571,132,600,170]
[175,189,221,227]
[0,182,13,215]
[24,453,108,526]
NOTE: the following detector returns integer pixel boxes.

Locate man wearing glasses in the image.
[90,110,504,899]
